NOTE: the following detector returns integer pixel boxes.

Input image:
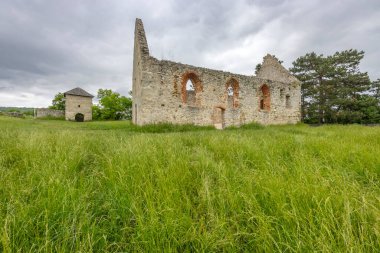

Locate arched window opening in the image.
[260,99,264,110]
[226,78,239,108]
[227,86,234,97]
[259,84,270,111]
[185,79,196,105]
[75,113,84,122]
[286,94,291,108]
[181,72,202,106]
[186,80,195,91]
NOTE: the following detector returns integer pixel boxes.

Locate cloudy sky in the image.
[0,0,379,107]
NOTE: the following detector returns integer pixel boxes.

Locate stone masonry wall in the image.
[132,18,301,127]
[36,108,64,118]
[65,95,92,121]
[136,57,301,126]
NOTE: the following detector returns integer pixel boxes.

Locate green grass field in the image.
[0,116,379,252]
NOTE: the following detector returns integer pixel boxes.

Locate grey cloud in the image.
[0,0,379,107]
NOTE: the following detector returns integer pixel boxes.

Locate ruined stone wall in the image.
[36,108,64,118]
[132,18,301,127]
[65,95,92,121]
[132,18,149,125]
[136,57,301,127]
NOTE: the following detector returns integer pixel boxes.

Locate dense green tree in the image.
[93,89,132,120]
[92,105,102,120]
[290,49,377,124]
[335,95,380,124]
[357,95,380,124]
[290,52,332,123]
[371,79,380,101]
[49,92,65,110]
[255,64,262,75]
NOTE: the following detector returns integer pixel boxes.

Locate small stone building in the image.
[132,19,301,128]
[64,87,94,122]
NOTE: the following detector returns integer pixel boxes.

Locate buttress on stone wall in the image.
[132,18,301,128]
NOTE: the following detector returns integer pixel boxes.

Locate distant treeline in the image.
[0,107,34,116]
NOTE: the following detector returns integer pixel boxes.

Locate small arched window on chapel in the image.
[226,78,239,108]
[259,84,270,111]
[181,72,202,106]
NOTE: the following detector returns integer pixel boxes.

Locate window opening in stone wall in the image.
[259,84,270,111]
[227,86,233,96]
[226,78,239,108]
[78,105,80,108]
[213,107,225,130]
[181,72,202,106]
[186,80,195,91]
[186,80,195,105]
[286,95,291,108]
[280,88,285,99]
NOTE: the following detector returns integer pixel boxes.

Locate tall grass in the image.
[0,116,379,252]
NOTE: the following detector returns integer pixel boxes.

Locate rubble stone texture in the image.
[36,108,64,118]
[132,19,301,128]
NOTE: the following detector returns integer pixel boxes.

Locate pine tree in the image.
[290,49,375,124]
[290,52,334,123]
[371,79,380,101]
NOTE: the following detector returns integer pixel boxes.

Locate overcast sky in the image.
[0,0,379,107]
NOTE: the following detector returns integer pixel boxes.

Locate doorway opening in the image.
[75,113,84,122]
[213,107,225,129]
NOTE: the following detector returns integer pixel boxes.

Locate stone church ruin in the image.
[132,19,301,128]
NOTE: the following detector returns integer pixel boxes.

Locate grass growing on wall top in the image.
[0,116,379,252]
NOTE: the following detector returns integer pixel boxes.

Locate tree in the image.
[290,52,333,123]
[94,89,132,120]
[335,95,380,124]
[49,92,65,110]
[290,49,376,124]
[92,105,102,120]
[255,64,262,75]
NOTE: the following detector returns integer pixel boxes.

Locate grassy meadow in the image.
[0,116,379,252]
